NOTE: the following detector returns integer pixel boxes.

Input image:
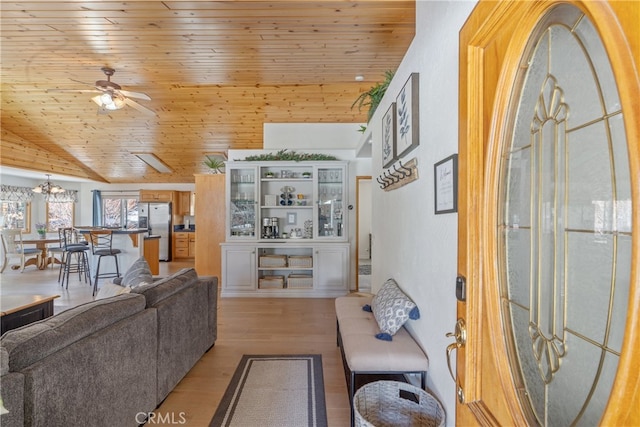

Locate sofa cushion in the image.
[1,293,146,371]
[371,279,420,341]
[131,268,198,308]
[120,256,153,287]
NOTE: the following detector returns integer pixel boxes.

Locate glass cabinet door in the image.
[228,167,257,239]
[316,165,346,239]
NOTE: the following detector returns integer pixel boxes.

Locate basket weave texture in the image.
[288,255,313,268]
[354,381,445,427]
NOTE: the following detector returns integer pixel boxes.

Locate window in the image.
[46,202,74,231]
[0,201,31,232]
[102,195,139,229]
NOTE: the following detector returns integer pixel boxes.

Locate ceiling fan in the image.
[47,67,155,115]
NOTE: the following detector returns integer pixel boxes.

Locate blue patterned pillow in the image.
[121,257,153,288]
[371,279,420,341]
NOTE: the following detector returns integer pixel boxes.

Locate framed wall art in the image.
[396,73,420,158]
[381,102,397,168]
[434,154,458,214]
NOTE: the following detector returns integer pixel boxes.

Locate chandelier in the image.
[33,174,65,195]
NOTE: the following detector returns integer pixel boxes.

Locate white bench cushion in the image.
[336,295,429,372]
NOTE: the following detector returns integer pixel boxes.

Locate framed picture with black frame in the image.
[434,154,458,214]
[381,102,397,168]
[396,73,419,158]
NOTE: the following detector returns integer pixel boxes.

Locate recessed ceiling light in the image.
[355,75,364,81]
[133,153,173,173]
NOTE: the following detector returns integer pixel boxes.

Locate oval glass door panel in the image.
[498,5,632,425]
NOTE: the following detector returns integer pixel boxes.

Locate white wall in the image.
[367,1,477,424]
[264,123,365,150]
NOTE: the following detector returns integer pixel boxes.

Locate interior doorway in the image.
[356,176,372,292]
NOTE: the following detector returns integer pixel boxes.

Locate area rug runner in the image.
[210,354,328,427]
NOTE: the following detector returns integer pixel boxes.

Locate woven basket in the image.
[354,381,445,427]
[287,274,313,289]
[288,255,312,268]
[258,276,285,289]
[259,255,287,268]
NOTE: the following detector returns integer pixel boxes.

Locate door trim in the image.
[355,175,371,292]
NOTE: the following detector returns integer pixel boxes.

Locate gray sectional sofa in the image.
[0,268,217,427]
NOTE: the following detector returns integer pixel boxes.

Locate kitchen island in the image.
[75,228,152,284]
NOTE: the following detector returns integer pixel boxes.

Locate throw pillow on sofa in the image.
[120,257,153,288]
[370,278,420,341]
[95,282,131,299]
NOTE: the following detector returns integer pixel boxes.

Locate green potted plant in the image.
[36,222,47,238]
[352,70,395,123]
[203,155,225,174]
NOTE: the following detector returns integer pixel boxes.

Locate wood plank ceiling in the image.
[0,1,415,183]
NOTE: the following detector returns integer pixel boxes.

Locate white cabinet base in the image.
[221,242,349,298]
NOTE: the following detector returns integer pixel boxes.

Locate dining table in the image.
[16,237,61,270]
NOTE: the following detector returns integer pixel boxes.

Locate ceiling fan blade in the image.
[69,78,95,86]
[124,97,155,115]
[118,89,151,101]
[47,88,101,94]
[91,95,104,107]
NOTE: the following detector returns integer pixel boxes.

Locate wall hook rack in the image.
[377,158,418,191]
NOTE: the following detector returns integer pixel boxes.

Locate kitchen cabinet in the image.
[177,191,192,215]
[194,174,225,277]
[173,232,193,259]
[139,190,175,203]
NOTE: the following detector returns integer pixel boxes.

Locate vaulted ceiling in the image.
[0,1,415,183]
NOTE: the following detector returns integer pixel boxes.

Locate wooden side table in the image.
[0,295,60,334]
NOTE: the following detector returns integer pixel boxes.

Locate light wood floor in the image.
[0,260,351,426]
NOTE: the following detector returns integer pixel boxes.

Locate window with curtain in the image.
[0,184,34,232]
[46,201,74,231]
[0,201,31,232]
[101,192,140,229]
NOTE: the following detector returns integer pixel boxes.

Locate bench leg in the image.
[350,371,356,427]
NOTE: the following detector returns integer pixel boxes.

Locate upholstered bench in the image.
[335,281,429,426]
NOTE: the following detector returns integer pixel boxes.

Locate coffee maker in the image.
[262,217,279,238]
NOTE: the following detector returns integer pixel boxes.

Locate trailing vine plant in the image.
[351,70,395,123]
[240,149,338,161]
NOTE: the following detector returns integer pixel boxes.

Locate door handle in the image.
[445,318,466,403]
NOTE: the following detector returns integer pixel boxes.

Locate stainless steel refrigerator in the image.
[139,202,172,261]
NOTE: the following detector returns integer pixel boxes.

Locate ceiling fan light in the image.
[100,93,112,105]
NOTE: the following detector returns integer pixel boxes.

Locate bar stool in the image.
[89,230,122,295]
[60,227,91,289]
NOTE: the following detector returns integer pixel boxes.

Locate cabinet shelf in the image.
[260,205,312,209]
[261,178,313,182]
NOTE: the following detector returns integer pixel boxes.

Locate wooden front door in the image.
[455,1,639,425]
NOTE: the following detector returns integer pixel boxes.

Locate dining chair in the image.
[88,230,122,295]
[47,228,66,272]
[0,229,41,273]
[60,227,91,289]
